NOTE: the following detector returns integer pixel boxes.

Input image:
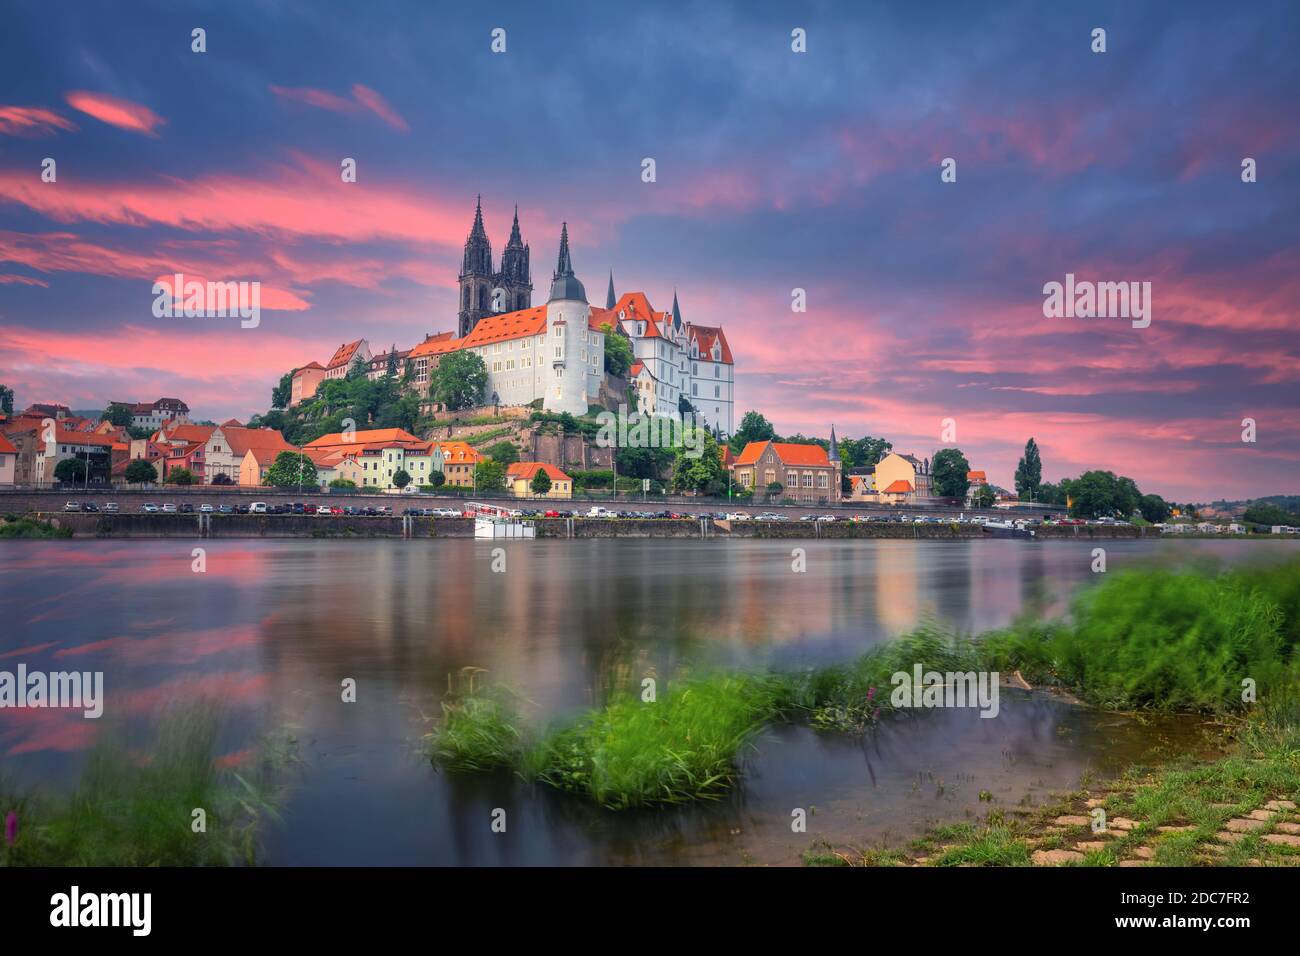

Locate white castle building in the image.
[392,206,735,432]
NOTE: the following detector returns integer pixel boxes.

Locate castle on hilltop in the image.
[292,198,735,434]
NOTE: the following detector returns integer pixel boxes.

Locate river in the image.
[2,537,1293,865]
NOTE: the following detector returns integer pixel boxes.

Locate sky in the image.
[0,0,1296,502]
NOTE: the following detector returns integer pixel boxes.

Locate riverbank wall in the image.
[27,513,1171,540]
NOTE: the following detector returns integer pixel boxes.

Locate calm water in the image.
[2,537,1293,865]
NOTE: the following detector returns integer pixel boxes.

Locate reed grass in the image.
[1,706,289,867]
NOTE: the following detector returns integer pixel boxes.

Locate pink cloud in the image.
[64,90,165,136]
[0,105,77,137]
[0,272,49,287]
[350,84,410,132]
[270,83,410,132]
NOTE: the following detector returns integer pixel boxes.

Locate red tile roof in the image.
[326,339,365,370]
[0,434,16,455]
[409,333,463,358]
[882,479,914,494]
[507,461,571,482]
[306,427,420,449]
[461,306,548,348]
[733,440,832,468]
[967,470,987,481]
[688,324,734,364]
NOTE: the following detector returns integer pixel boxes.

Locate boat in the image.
[469,502,536,539]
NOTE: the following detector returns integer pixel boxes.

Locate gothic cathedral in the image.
[457,197,533,338]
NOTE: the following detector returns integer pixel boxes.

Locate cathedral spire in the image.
[470,195,487,239]
[671,288,682,328]
[828,425,840,462]
[548,222,587,302]
[506,204,523,247]
[555,222,573,278]
[606,271,616,309]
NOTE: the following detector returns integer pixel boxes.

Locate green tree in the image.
[838,436,891,470]
[329,478,357,489]
[392,468,411,490]
[530,468,552,496]
[601,323,632,378]
[54,457,87,484]
[766,481,784,501]
[212,473,235,485]
[0,384,13,415]
[1139,493,1172,523]
[124,458,158,484]
[165,468,195,486]
[931,448,971,499]
[973,484,996,508]
[432,351,488,411]
[386,344,399,377]
[271,371,294,409]
[1067,470,1122,518]
[671,429,726,494]
[1014,438,1042,501]
[101,402,134,427]
[1243,502,1299,527]
[475,459,506,492]
[264,451,318,489]
[731,410,775,450]
[428,471,446,488]
[485,441,519,466]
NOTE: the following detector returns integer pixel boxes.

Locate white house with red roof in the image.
[607,286,734,436]
[0,432,17,486]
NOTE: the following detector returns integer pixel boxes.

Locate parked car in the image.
[81,502,99,513]
[250,502,268,514]
[180,503,195,513]
[586,506,613,518]
[199,504,215,513]
[162,503,178,514]
[63,502,80,512]
[316,506,332,515]
[218,504,233,514]
[141,503,159,513]
[103,502,119,513]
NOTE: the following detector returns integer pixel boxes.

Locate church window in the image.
[714,385,720,398]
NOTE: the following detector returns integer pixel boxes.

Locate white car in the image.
[199,504,214,513]
[250,502,268,514]
[586,506,612,518]
[142,503,159,513]
[161,503,177,513]
[63,502,80,512]
[725,512,752,521]
[316,506,332,515]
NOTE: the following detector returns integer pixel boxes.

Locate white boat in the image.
[469,502,535,538]
[475,516,535,538]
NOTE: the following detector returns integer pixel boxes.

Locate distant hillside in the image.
[1197,495,1300,517]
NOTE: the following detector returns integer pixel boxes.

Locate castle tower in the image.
[543,223,590,416]
[458,196,494,338]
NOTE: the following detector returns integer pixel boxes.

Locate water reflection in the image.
[1,537,1292,864]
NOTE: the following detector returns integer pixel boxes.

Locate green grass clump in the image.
[527,675,780,809]
[429,689,528,772]
[1,707,288,867]
[983,562,1297,712]
[790,625,984,731]
[0,516,73,538]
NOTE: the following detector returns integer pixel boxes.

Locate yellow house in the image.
[506,462,573,498]
[872,453,918,502]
